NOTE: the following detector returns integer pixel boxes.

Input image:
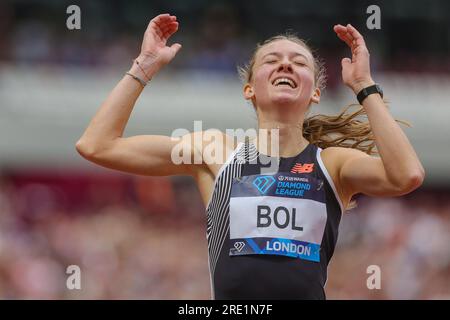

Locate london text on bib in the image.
[229,172,327,262]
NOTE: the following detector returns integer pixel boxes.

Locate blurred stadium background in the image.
[0,0,449,299]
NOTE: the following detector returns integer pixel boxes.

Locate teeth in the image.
[273,77,295,88]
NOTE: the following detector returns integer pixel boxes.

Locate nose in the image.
[277,60,293,73]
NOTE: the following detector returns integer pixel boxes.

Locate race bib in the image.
[229,172,327,262]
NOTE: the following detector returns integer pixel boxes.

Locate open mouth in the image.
[272,77,297,89]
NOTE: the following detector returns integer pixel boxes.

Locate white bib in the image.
[229,173,327,262]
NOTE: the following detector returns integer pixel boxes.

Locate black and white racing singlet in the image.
[205,139,344,299]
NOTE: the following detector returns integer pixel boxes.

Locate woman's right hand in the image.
[135,13,182,76]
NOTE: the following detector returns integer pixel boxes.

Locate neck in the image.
[253,110,310,158]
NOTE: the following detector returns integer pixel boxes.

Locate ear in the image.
[310,87,321,104]
[243,83,255,100]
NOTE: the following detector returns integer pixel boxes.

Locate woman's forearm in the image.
[360,87,425,186]
[76,57,158,153]
[77,14,181,155]
[334,23,424,188]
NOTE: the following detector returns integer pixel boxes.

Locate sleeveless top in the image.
[205,138,344,299]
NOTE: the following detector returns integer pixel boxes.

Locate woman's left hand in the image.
[334,24,375,94]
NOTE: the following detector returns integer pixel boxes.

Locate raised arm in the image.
[331,24,425,200]
[75,14,201,177]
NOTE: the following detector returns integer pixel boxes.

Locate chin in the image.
[271,93,299,106]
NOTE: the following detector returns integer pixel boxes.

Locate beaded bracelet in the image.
[134,59,151,82]
[125,72,147,88]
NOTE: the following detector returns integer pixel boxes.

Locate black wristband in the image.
[357,84,383,105]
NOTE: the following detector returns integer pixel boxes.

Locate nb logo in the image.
[234,242,245,252]
[253,176,276,194]
[291,163,314,174]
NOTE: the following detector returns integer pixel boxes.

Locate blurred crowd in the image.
[0,170,448,299]
[0,170,210,299]
[1,1,450,92]
[327,193,450,299]
[0,0,449,300]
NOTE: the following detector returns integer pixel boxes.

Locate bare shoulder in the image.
[192,129,239,207]
[320,146,371,171]
[199,129,238,161]
[192,129,238,177]
[319,146,370,211]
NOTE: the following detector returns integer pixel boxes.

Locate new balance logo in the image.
[291,163,314,174]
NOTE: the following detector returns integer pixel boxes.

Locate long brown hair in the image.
[238,33,410,156]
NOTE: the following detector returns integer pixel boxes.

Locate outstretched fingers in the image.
[334,24,354,49]
[148,14,179,41]
[334,24,367,52]
[336,32,353,49]
[346,24,366,48]
[162,21,179,39]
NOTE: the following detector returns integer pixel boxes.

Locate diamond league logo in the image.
[252,176,276,194]
[234,242,245,252]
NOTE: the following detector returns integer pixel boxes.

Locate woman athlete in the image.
[76,13,425,299]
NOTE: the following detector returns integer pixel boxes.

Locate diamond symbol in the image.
[234,241,245,252]
[252,176,276,194]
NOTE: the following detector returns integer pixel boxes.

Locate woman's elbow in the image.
[400,168,425,193]
[75,139,98,159]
